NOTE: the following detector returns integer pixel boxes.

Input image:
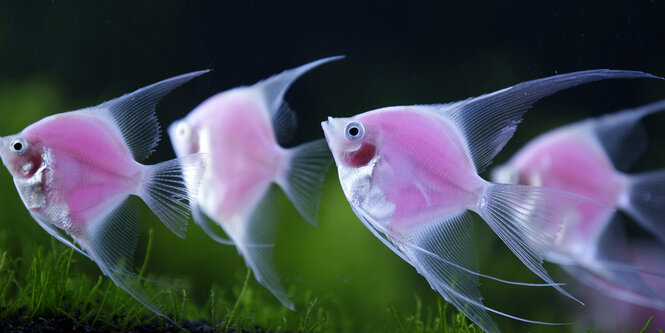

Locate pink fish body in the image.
[182,89,280,221]
[496,123,623,252]
[493,99,665,309]
[169,57,342,309]
[337,107,484,229]
[0,71,208,325]
[16,114,141,231]
[322,70,660,332]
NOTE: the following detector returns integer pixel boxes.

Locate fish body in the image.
[169,57,342,309]
[331,106,484,230]
[10,113,140,233]
[322,69,661,332]
[0,71,208,324]
[493,99,665,309]
[180,88,281,227]
[495,120,623,255]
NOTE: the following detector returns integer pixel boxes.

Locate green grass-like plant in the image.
[386,296,481,333]
[0,231,484,332]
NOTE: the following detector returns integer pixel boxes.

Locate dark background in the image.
[0,1,664,332]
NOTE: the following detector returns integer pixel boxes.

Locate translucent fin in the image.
[351,207,570,332]
[191,203,235,245]
[278,139,332,226]
[29,212,89,258]
[547,225,665,279]
[273,101,298,146]
[594,99,665,171]
[234,185,294,310]
[138,154,207,238]
[92,70,210,161]
[83,196,179,327]
[433,70,661,173]
[593,260,665,278]
[193,203,279,248]
[254,56,344,120]
[349,206,562,288]
[623,169,665,244]
[562,215,665,309]
[401,211,498,332]
[406,235,565,287]
[476,183,612,304]
[595,214,633,265]
[563,264,665,309]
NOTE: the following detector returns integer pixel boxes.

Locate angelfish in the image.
[321,69,660,332]
[168,57,341,309]
[0,71,208,324]
[492,99,665,310]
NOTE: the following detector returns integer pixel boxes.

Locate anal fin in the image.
[233,185,293,310]
[83,196,179,326]
[30,212,89,259]
[353,206,568,333]
[191,203,236,246]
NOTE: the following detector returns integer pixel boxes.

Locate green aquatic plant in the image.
[0,234,182,330]
[386,296,481,333]
[638,316,664,333]
[0,230,490,332]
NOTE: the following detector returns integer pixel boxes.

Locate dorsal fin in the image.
[94,70,210,161]
[256,56,344,116]
[253,56,344,142]
[273,101,298,146]
[432,70,661,173]
[593,99,665,171]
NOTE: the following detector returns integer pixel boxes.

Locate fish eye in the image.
[9,138,28,156]
[175,122,190,138]
[345,122,364,141]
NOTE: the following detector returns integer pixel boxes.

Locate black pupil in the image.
[348,127,359,136]
[13,142,22,151]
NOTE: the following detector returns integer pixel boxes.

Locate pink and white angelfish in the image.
[492,99,665,310]
[0,71,208,324]
[321,69,660,332]
[168,57,342,309]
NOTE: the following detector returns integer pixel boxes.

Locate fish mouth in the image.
[321,117,335,140]
[321,116,333,127]
[0,137,8,166]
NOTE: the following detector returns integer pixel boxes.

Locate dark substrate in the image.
[0,308,270,333]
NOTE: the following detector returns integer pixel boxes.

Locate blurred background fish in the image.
[168,57,341,309]
[492,99,665,310]
[0,71,208,324]
[321,70,658,332]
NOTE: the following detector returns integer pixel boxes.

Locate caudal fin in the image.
[622,169,665,244]
[138,154,207,238]
[477,183,611,303]
[278,139,332,226]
